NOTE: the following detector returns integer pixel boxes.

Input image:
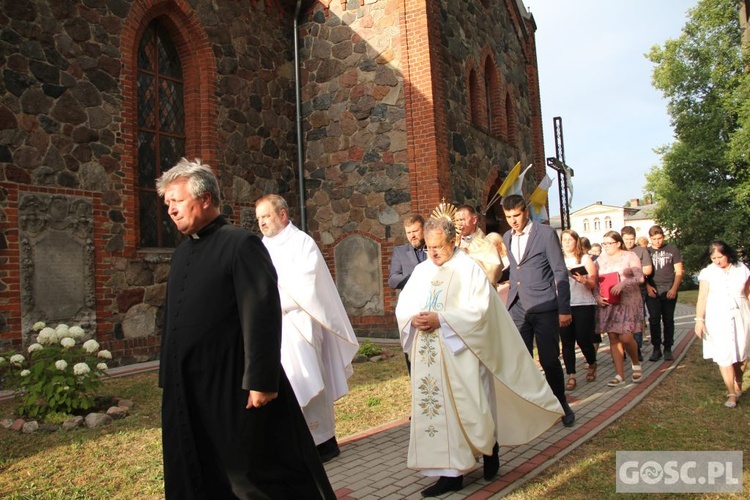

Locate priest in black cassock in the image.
[156,158,336,499]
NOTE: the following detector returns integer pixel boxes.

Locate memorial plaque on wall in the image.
[18,193,96,345]
[334,234,384,316]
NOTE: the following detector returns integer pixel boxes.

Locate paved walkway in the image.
[326,303,696,499]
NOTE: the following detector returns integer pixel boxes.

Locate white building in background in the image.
[569,199,657,245]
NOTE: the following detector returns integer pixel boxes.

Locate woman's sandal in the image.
[632,365,643,383]
[586,362,597,382]
[566,376,577,391]
[724,393,738,408]
[607,374,624,387]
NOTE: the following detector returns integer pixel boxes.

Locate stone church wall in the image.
[0,0,298,363]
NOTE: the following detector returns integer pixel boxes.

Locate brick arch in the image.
[120,0,218,252]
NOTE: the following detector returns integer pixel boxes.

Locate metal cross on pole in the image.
[546,116,574,230]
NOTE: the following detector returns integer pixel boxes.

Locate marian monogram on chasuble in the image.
[414,273,453,441]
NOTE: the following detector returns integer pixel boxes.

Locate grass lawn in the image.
[0,349,409,499]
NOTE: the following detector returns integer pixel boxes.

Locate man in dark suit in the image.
[502,194,575,427]
[388,214,426,290]
[388,214,425,374]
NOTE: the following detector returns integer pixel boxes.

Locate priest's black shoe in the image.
[421,475,463,497]
[483,442,500,480]
[561,401,575,427]
[316,437,340,463]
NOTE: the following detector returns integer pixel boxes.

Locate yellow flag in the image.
[496,161,521,197]
[528,174,553,207]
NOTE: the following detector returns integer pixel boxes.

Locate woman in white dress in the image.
[694,241,750,408]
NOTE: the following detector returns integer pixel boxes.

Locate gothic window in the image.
[484,56,503,138]
[469,68,482,127]
[594,218,601,230]
[137,20,185,248]
[505,90,516,146]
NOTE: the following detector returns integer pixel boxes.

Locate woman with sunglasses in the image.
[595,231,645,386]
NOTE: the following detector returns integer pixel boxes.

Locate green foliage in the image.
[364,396,381,407]
[0,323,110,419]
[357,340,382,358]
[645,0,750,273]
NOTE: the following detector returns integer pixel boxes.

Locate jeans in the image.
[646,291,677,350]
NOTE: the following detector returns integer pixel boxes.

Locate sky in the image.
[524,0,699,216]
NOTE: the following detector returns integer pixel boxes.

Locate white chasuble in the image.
[263,222,359,444]
[396,251,563,474]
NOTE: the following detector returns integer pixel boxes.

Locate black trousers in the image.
[560,305,597,374]
[509,299,567,403]
[646,291,677,349]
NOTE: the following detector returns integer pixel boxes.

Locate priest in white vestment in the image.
[396,217,563,497]
[256,194,359,463]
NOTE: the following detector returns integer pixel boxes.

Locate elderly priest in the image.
[396,214,563,497]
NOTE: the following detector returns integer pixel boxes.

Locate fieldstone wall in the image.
[438,0,536,213]
[0,0,298,361]
[300,1,407,245]
[299,0,405,327]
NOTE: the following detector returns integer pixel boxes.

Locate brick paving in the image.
[327,303,697,499]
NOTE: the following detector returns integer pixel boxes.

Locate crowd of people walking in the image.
[151,156,749,499]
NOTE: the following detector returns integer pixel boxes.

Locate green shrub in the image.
[0,322,110,419]
[358,341,382,358]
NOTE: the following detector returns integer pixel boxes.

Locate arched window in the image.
[504,90,516,146]
[137,20,185,248]
[605,216,612,229]
[469,68,482,127]
[484,56,503,138]
[583,219,590,232]
[594,218,601,230]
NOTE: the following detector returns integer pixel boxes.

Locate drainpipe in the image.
[293,0,307,232]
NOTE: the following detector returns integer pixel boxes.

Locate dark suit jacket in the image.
[504,222,571,315]
[389,243,420,289]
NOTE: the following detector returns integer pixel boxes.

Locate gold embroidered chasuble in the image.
[396,251,563,473]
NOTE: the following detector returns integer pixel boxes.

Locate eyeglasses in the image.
[601,241,618,246]
[426,244,449,252]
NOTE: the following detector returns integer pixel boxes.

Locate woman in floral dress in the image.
[694,241,750,408]
[595,231,644,386]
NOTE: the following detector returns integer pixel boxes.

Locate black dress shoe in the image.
[316,437,340,463]
[664,348,673,361]
[649,347,662,362]
[561,401,575,427]
[483,442,500,480]
[421,475,463,497]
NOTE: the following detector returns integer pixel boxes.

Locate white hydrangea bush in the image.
[0,322,110,419]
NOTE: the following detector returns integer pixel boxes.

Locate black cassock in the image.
[159,216,335,499]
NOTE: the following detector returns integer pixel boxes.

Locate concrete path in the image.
[327,303,696,499]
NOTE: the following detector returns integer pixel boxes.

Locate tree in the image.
[645,0,750,272]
